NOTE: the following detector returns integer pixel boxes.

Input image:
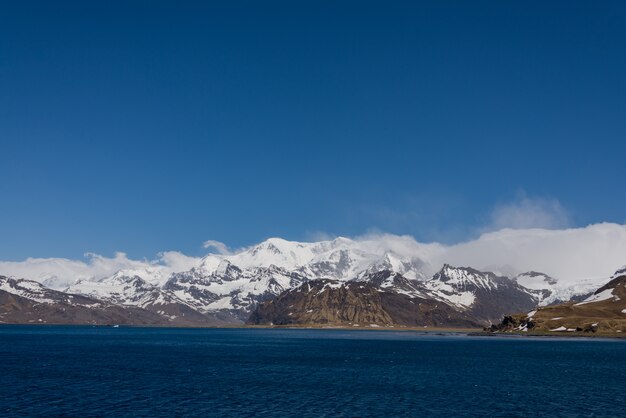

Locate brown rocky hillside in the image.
[247,279,481,328]
[488,275,626,334]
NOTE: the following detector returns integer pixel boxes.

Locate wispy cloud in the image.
[359,193,468,244]
[304,230,337,242]
[486,193,570,231]
[202,240,232,255]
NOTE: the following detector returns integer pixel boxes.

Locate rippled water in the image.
[0,326,624,417]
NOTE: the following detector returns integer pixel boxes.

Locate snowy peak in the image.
[0,275,99,307]
[1,275,63,304]
[0,275,232,326]
[65,272,200,318]
[214,260,242,280]
[514,271,558,290]
[163,264,309,319]
[430,264,502,291]
[512,270,606,306]
[611,266,626,279]
[196,236,432,283]
[423,265,538,323]
[357,270,430,299]
[228,238,316,270]
[15,234,621,325]
[66,273,158,304]
[512,271,559,305]
[360,253,429,282]
[301,248,374,280]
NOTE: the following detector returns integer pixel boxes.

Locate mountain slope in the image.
[247,279,480,328]
[65,271,235,323]
[164,263,308,320]
[425,265,538,324]
[5,236,622,327]
[489,272,626,334]
[0,276,230,326]
[0,276,164,325]
[513,271,597,306]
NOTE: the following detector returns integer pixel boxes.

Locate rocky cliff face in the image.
[247,279,481,328]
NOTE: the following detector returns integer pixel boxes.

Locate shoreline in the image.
[469,330,626,339]
[2,322,626,339]
[0,322,478,333]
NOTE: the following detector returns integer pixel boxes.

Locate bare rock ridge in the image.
[247,279,480,328]
[247,266,538,327]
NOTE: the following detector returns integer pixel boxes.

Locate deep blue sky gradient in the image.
[1,1,625,259]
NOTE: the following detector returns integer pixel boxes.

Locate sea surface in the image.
[0,326,624,417]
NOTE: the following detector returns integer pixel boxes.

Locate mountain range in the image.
[0,237,621,327]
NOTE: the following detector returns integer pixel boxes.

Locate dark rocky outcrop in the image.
[247,279,481,328]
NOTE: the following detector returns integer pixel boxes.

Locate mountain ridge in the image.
[2,237,624,327]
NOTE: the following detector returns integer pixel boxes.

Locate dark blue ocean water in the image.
[0,327,625,417]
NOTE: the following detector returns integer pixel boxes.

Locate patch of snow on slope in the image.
[206,297,236,311]
[439,291,476,308]
[575,288,616,305]
[0,277,58,304]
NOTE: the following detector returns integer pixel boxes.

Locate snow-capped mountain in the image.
[67,271,167,305]
[421,265,538,323]
[150,237,435,319]
[0,275,231,326]
[65,272,236,323]
[247,278,481,328]
[514,271,557,291]
[164,263,308,319]
[1,275,100,307]
[3,237,625,326]
[356,270,432,299]
[194,237,434,284]
[513,271,598,306]
[249,264,542,326]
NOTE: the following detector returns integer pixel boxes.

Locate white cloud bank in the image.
[441,223,626,281]
[0,251,199,289]
[1,223,626,288]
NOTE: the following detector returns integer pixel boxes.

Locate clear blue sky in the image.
[1,1,625,259]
